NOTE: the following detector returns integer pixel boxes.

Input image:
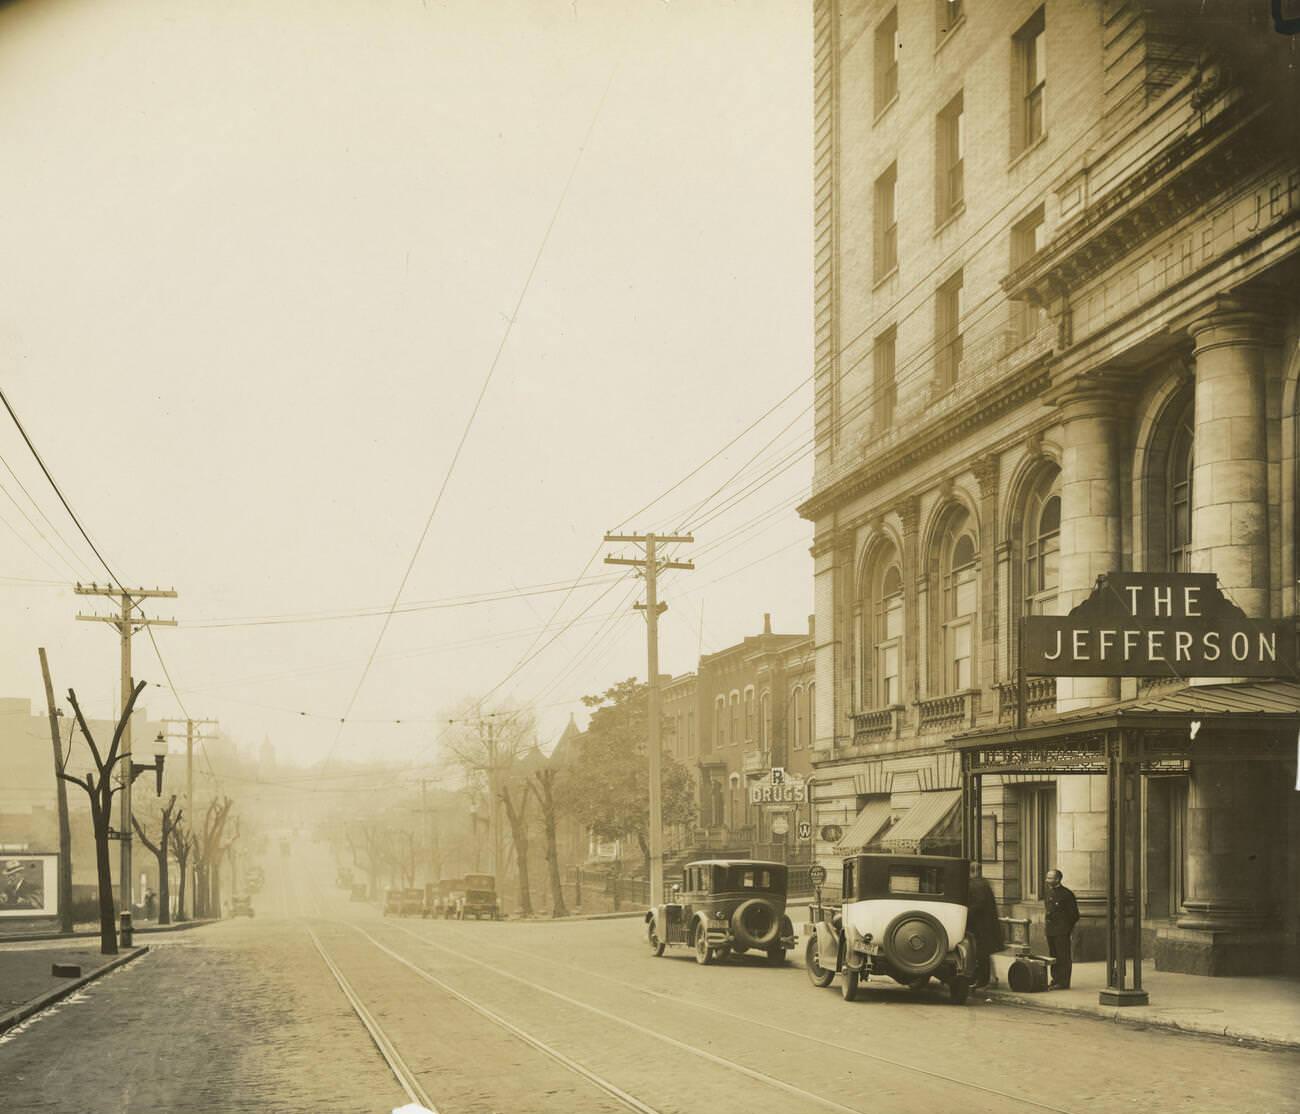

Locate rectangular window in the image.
[875,163,898,281]
[949,620,972,690]
[937,0,964,41]
[936,91,964,223]
[1019,784,1057,901]
[1013,8,1046,155]
[935,269,964,390]
[1011,204,1047,341]
[873,326,897,429]
[874,8,900,115]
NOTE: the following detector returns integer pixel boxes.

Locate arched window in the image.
[1168,417,1194,571]
[808,681,816,747]
[874,560,904,705]
[790,686,805,749]
[729,691,741,746]
[714,696,726,748]
[942,520,978,691]
[1025,491,1061,615]
[758,691,770,748]
[743,687,755,743]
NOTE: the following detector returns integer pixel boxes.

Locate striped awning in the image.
[880,789,962,852]
[834,798,893,854]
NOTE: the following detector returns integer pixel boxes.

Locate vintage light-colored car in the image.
[805,854,975,1004]
[644,859,796,965]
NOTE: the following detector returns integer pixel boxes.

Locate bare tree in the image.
[499,783,532,917]
[346,823,385,899]
[171,823,193,921]
[57,679,148,955]
[133,795,183,925]
[529,767,568,918]
[193,797,233,919]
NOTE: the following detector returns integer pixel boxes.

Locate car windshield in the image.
[723,866,782,892]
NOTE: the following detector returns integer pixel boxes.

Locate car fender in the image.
[813,917,842,973]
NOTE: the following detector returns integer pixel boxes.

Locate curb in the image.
[0,919,217,946]
[0,946,149,1035]
[980,988,1300,1052]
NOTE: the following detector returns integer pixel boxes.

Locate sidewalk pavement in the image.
[0,918,215,946]
[983,955,1300,1050]
[0,945,148,1034]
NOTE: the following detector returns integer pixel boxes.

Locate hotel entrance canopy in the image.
[953,680,1299,1006]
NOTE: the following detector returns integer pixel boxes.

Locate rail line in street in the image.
[291,867,666,1114]
[401,917,1078,1114]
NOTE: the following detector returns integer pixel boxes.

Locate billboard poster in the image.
[0,853,58,917]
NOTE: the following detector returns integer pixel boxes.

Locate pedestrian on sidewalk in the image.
[967,864,1002,989]
[1044,869,1078,989]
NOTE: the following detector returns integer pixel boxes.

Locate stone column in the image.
[898,497,921,714]
[973,454,1000,715]
[1186,296,1277,619]
[1056,383,1124,711]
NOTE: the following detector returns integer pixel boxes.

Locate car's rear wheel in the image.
[648,921,665,957]
[841,967,859,1002]
[806,937,834,987]
[694,928,712,965]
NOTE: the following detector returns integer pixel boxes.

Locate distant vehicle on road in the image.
[804,854,975,1004]
[431,878,464,919]
[456,874,499,920]
[644,859,796,965]
[383,889,403,916]
[231,895,254,918]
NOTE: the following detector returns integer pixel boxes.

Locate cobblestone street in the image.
[1,852,1296,1114]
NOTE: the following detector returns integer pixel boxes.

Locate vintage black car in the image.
[805,853,975,1004]
[455,874,500,920]
[644,859,796,964]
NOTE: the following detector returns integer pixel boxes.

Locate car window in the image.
[888,867,945,895]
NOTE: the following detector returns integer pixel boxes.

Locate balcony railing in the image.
[995,677,1057,723]
[917,690,980,732]
[852,705,903,745]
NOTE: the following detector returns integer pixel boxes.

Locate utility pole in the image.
[37,649,74,934]
[419,779,441,885]
[75,583,177,946]
[161,717,216,919]
[603,532,693,908]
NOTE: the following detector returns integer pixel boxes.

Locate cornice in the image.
[1003,97,1271,304]
[799,356,1053,522]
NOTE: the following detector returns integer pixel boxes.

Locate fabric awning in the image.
[834,798,893,853]
[880,789,962,852]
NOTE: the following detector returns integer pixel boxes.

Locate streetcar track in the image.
[288,864,439,1112]
[389,917,1079,1114]
[297,871,662,1114]
[367,920,868,1114]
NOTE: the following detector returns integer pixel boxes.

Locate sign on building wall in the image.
[749,774,807,805]
[0,853,58,917]
[1023,573,1295,678]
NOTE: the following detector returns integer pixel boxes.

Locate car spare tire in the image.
[731,899,780,949]
[880,910,949,977]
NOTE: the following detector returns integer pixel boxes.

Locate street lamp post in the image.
[120,733,167,946]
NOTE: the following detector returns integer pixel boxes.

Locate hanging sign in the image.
[1023,573,1295,678]
[749,775,806,805]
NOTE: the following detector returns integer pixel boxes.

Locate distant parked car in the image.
[805,854,975,1004]
[455,874,500,920]
[644,859,796,964]
[231,895,255,918]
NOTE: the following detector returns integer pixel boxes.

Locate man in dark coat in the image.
[967,864,1002,988]
[1044,868,1079,989]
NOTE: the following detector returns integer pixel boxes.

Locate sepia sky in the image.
[0,0,813,775]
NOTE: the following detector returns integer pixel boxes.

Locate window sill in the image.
[1008,132,1049,172]
[871,266,899,292]
[934,203,966,236]
[934,14,967,54]
[873,94,899,127]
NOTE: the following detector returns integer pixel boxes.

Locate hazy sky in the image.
[0,0,813,777]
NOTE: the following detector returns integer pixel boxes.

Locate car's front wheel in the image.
[694,929,712,965]
[806,937,834,987]
[648,921,665,957]
[841,967,859,1002]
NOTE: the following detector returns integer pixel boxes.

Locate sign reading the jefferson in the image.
[1023,572,1295,678]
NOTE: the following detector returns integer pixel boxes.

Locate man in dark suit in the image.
[1044,868,1079,989]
